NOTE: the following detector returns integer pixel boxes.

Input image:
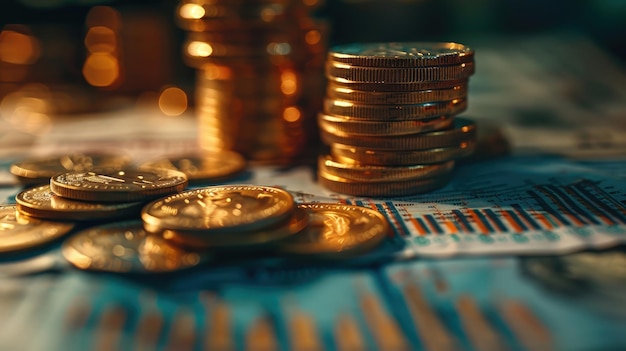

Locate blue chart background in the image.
[2,155,626,350]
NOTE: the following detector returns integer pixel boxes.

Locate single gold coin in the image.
[318,170,450,197]
[50,169,188,203]
[319,155,454,182]
[330,141,476,166]
[157,208,308,250]
[327,42,474,68]
[141,185,295,235]
[138,151,246,184]
[10,152,131,184]
[0,204,75,254]
[320,117,476,150]
[16,185,143,221]
[318,114,454,136]
[275,203,389,258]
[323,98,467,120]
[326,82,468,104]
[62,221,205,274]
[326,61,475,84]
[327,79,467,92]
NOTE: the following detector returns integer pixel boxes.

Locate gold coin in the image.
[138,151,246,184]
[318,114,453,136]
[320,118,476,150]
[327,42,474,68]
[327,79,468,92]
[50,169,188,203]
[330,141,476,166]
[62,221,205,273]
[318,170,450,197]
[326,82,468,104]
[326,61,475,84]
[275,203,389,258]
[319,155,454,182]
[156,208,308,250]
[10,152,131,185]
[141,185,295,235]
[16,185,143,221]
[0,204,74,254]
[323,98,467,120]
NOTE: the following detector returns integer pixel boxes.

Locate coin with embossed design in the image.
[50,169,188,202]
[0,204,74,254]
[142,185,295,235]
[275,203,389,258]
[16,185,143,221]
[62,221,205,273]
[138,150,246,184]
[157,208,308,250]
[10,152,131,185]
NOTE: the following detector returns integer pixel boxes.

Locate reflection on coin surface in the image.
[328,42,474,67]
[142,185,295,234]
[50,169,188,202]
[276,203,389,258]
[10,152,131,184]
[160,208,309,249]
[62,221,204,273]
[139,150,246,183]
[16,185,143,221]
[0,205,74,254]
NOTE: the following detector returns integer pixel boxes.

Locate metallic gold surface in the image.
[15,185,143,221]
[326,61,475,84]
[323,98,467,120]
[138,150,246,184]
[62,221,204,273]
[320,118,476,150]
[327,42,474,68]
[10,152,131,184]
[50,169,188,203]
[318,114,454,136]
[276,203,389,258]
[157,208,308,249]
[319,155,454,182]
[318,170,450,197]
[0,204,74,254]
[330,141,476,166]
[326,82,467,105]
[141,185,295,235]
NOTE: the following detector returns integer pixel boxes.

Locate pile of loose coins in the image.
[175,0,328,164]
[318,42,478,197]
[4,152,390,274]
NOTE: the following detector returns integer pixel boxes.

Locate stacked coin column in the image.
[318,43,477,197]
[176,0,328,164]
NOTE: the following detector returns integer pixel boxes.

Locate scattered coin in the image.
[50,169,188,203]
[15,185,143,221]
[62,221,205,273]
[0,204,75,254]
[158,208,309,250]
[275,203,390,258]
[10,152,131,185]
[138,150,246,184]
[142,185,295,235]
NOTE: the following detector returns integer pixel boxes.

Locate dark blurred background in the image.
[0,0,624,115]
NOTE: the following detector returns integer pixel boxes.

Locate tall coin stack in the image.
[176,0,327,164]
[318,42,477,197]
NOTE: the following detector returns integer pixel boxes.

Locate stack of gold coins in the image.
[318,42,478,196]
[176,0,328,164]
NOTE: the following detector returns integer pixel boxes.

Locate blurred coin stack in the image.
[175,0,328,164]
[318,42,478,197]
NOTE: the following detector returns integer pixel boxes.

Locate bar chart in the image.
[323,157,626,256]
